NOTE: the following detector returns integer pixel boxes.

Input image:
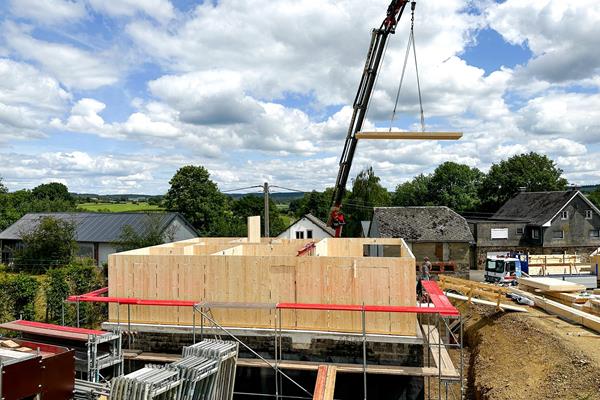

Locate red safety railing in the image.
[68,280,459,317]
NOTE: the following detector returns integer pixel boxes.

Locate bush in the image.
[45,258,106,326]
[0,273,39,321]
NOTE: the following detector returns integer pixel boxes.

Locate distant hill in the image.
[72,192,305,204]
[579,185,599,193]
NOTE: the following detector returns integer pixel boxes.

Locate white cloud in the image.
[9,0,87,25]
[0,58,70,141]
[4,23,121,90]
[518,92,600,143]
[87,0,175,23]
[487,0,600,84]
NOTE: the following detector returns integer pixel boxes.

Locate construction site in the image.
[1,0,600,399]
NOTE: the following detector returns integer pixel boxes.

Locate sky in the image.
[0,0,599,194]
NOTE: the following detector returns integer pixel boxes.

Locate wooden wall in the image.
[108,238,417,336]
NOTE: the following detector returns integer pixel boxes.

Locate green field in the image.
[78,202,164,212]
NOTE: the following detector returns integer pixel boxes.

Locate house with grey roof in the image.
[277,213,335,240]
[369,206,474,276]
[467,190,600,268]
[0,212,198,266]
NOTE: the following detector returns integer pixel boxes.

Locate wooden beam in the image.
[355,131,462,140]
[313,365,337,400]
[247,215,261,243]
[518,277,585,292]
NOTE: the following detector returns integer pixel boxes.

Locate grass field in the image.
[78,202,164,212]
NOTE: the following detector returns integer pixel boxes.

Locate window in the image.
[295,231,304,239]
[590,229,600,238]
[532,229,540,239]
[586,210,593,220]
[553,230,564,239]
[306,230,313,239]
[561,211,569,220]
[516,227,524,235]
[491,228,508,239]
[486,260,505,273]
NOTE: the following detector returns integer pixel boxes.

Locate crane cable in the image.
[389,1,425,132]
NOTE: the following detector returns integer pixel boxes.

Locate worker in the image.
[421,256,431,281]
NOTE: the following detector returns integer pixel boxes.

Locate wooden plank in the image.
[423,325,459,379]
[247,216,261,243]
[445,292,528,312]
[355,131,462,140]
[510,288,600,334]
[313,365,336,400]
[518,277,585,292]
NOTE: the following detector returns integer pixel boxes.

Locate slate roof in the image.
[0,212,198,243]
[492,191,579,226]
[371,206,474,242]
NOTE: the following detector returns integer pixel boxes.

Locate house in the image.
[369,206,474,276]
[0,212,198,266]
[277,213,335,240]
[468,190,600,268]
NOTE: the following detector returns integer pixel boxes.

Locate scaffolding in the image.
[68,280,463,400]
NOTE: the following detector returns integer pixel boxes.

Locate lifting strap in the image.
[389,1,425,132]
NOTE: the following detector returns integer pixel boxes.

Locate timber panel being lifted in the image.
[108,234,418,336]
[355,131,462,140]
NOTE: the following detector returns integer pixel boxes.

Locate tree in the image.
[427,162,484,212]
[164,166,230,236]
[289,189,332,222]
[32,182,74,204]
[344,167,390,237]
[228,195,287,237]
[14,216,78,272]
[116,213,176,252]
[479,152,568,211]
[0,176,7,194]
[588,187,600,209]
[392,174,432,207]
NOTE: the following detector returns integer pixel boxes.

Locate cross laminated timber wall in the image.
[108,236,417,336]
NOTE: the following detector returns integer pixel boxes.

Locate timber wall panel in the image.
[109,238,416,336]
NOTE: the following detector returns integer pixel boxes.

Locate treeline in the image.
[287,152,600,236]
[0,181,76,231]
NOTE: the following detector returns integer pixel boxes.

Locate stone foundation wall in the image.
[126,330,424,367]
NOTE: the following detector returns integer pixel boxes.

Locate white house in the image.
[277,214,335,240]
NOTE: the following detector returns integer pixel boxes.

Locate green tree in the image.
[392,174,432,206]
[228,195,287,237]
[588,187,600,208]
[32,182,74,204]
[428,162,484,212]
[344,167,390,237]
[289,189,332,221]
[164,166,230,236]
[14,216,78,272]
[116,213,176,252]
[479,152,568,211]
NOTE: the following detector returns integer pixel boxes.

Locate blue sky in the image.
[1,0,599,194]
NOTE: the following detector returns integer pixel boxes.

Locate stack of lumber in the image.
[0,339,32,353]
[510,287,600,334]
[439,276,528,312]
[527,254,591,276]
[517,276,600,330]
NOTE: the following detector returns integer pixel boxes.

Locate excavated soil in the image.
[462,304,600,400]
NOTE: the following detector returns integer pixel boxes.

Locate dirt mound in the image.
[464,306,600,400]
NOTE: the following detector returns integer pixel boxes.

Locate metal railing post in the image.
[362,304,367,400]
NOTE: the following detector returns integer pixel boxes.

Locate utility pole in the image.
[263,182,270,237]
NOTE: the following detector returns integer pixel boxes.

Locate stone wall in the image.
[126,330,424,367]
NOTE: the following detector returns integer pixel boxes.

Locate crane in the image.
[327,0,413,237]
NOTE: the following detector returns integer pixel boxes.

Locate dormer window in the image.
[586,210,593,220]
[561,211,568,220]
